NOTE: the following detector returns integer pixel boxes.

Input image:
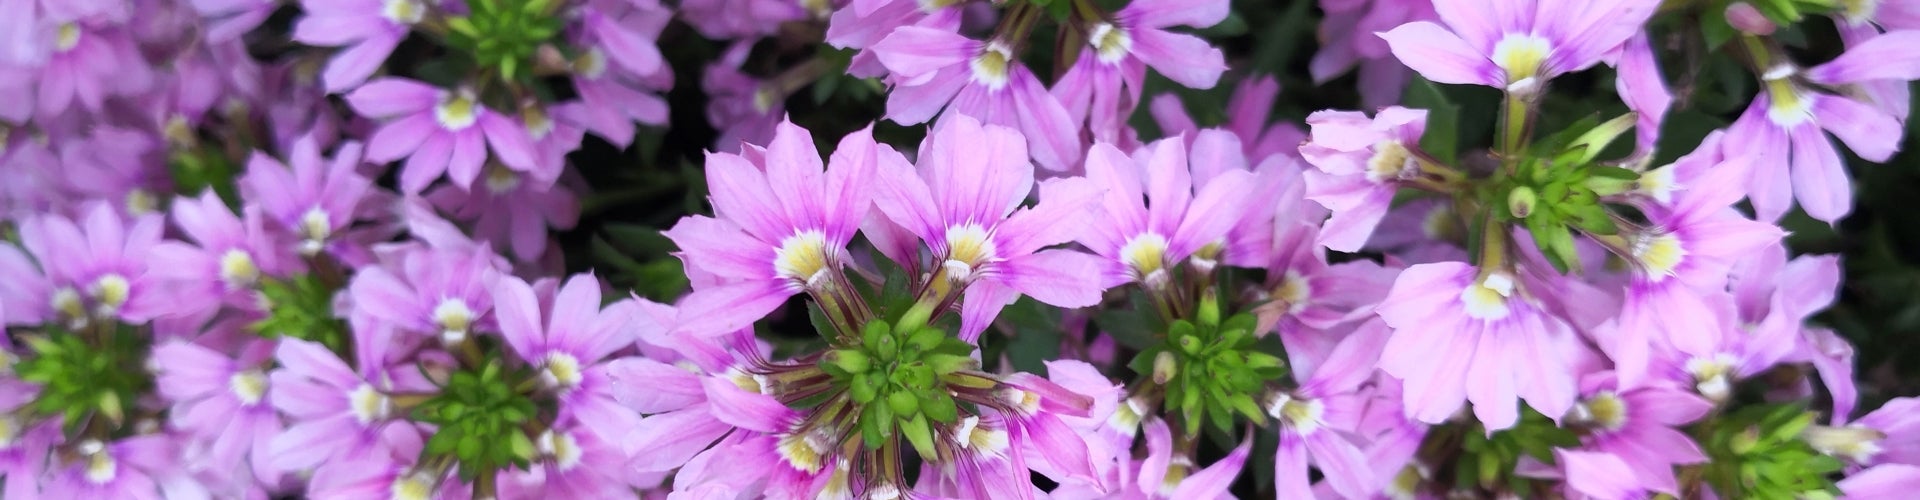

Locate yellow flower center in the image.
[1266,392,1327,435]
[1089,23,1132,64]
[574,49,607,80]
[350,383,392,424]
[1572,391,1628,431]
[229,370,269,406]
[55,23,81,53]
[951,416,1011,459]
[776,428,833,474]
[52,287,86,322]
[484,163,521,194]
[1459,272,1514,320]
[1803,425,1886,463]
[1366,140,1414,183]
[941,223,997,282]
[1632,232,1686,280]
[1765,77,1813,127]
[435,91,479,131]
[381,0,426,25]
[969,43,1014,90]
[774,230,833,286]
[1119,233,1170,282]
[433,298,475,344]
[390,470,437,500]
[90,274,131,316]
[542,353,582,390]
[1686,353,1739,402]
[220,249,261,288]
[1273,270,1312,315]
[1492,33,1552,88]
[83,441,116,484]
[538,429,584,471]
[299,207,333,255]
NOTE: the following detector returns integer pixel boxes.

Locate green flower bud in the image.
[1508,186,1538,219]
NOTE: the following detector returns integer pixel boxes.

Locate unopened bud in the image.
[1726,3,1776,35]
[827,349,870,374]
[1507,186,1538,219]
[1564,112,1639,165]
[1152,351,1178,384]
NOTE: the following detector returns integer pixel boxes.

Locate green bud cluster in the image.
[1492,113,1642,273]
[1130,311,1284,436]
[415,360,541,481]
[1452,408,1581,497]
[444,0,563,81]
[14,325,153,432]
[251,274,351,356]
[820,318,979,461]
[1699,404,1843,499]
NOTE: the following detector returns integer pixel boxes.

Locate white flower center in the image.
[999,387,1042,415]
[381,0,426,25]
[1273,270,1312,315]
[1570,391,1628,431]
[82,440,115,484]
[1266,392,1327,435]
[969,42,1015,90]
[776,428,834,474]
[574,49,608,80]
[433,298,475,344]
[52,287,86,322]
[434,91,480,131]
[1089,23,1132,64]
[951,416,1010,459]
[484,163,521,194]
[1119,233,1170,282]
[542,353,583,390]
[390,470,437,500]
[1765,78,1814,127]
[220,249,261,288]
[1160,454,1193,495]
[89,274,131,317]
[229,370,269,406]
[1492,33,1552,86]
[350,383,392,424]
[1636,165,1678,205]
[1686,353,1739,402]
[725,366,770,394]
[1366,140,1415,183]
[1631,232,1686,280]
[942,223,997,282]
[537,429,584,471]
[774,230,833,286]
[1459,272,1514,320]
[299,207,333,255]
[1107,397,1146,435]
[55,23,81,53]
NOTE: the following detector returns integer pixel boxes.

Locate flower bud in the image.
[826,349,870,375]
[1152,351,1179,384]
[1508,186,1538,219]
[1726,3,1776,36]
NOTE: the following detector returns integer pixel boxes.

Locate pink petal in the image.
[344,78,438,118]
[699,377,793,434]
[1378,22,1498,87]
[1130,28,1226,89]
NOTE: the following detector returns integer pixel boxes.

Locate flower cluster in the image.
[2,0,1920,498]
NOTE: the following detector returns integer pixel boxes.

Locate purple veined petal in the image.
[872,26,979,79]
[268,414,362,472]
[1390,316,1477,424]
[662,215,779,282]
[546,273,603,354]
[346,266,430,333]
[1170,436,1250,499]
[344,78,439,118]
[1078,143,1149,254]
[820,125,885,240]
[1119,0,1230,30]
[868,143,943,244]
[445,129,488,189]
[703,151,794,244]
[884,66,969,125]
[1431,0,1504,51]
[1813,93,1902,163]
[1305,430,1375,498]
[480,113,540,172]
[1018,413,1097,484]
[366,112,439,163]
[1142,138,1195,237]
[492,275,545,360]
[290,11,387,46]
[1802,328,1858,423]
[622,405,732,472]
[699,377,794,434]
[1169,169,1256,260]
[1137,418,1173,493]
[670,279,795,338]
[1150,93,1198,139]
[1807,31,1920,85]
[1311,180,1394,252]
[1789,123,1854,222]
[1377,21,1499,87]
[1300,319,1389,395]
[1776,255,1841,323]
[1625,386,1713,426]
[1464,319,1521,431]
[1050,54,1098,125]
[1638,283,1723,363]
[589,12,664,76]
[763,120,828,232]
[1615,32,1670,157]
[1187,129,1247,184]
[1007,68,1083,171]
[995,176,1104,258]
[1129,28,1227,90]
[1840,464,1920,499]
[996,249,1106,309]
[603,357,706,414]
[1556,449,1639,500]
[1539,0,1659,79]
[1272,434,1314,499]
[400,132,455,194]
[956,278,1019,343]
[322,32,403,93]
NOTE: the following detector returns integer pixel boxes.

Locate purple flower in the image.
[493,274,642,446]
[1610,32,1671,161]
[266,337,426,476]
[496,422,642,498]
[1078,138,1256,289]
[867,115,1107,341]
[872,28,1083,171]
[661,120,881,337]
[824,0,964,79]
[39,436,207,500]
[426,165,580,264]
[149,192,296,314]
[1379,0,1660,94]
[153,338,285,489]
[1310,0,1433,107]
[565,8,671,148]
[1559,373,1712,496]
[1150,77,1307,163]
[1815,397,1920,467]
[239,137,379,259]
[189,0,275,41]
[4,21,152,120]
[1721,30,1920,222]
[1270,321,1388,498]
[345,78,541,194]
[346,244,503,345]
[1375,262,1579,431]
[292,0,421,92]
[701,41,782,151]
[676,0,810,39]
[1052,0,1230,142]
[1840,464,1920,499]
[1300,106,1431,252]
[15,203,167,326]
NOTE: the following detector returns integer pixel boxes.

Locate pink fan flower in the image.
[1053,0,1229,143]
[565,8,671,147]
[1310,0,1433,107]
[1378,0,1659,95]
[1806,397,1920,467]
[292,0,422,92]
[677,0,811,39]
[1375,262,1580,431]
[1640,293,1798,404]
[1721,30,1920,222]
[345,78,541,194]
[14,203,168,326]
[661,120,881,337]
[6,21,152,120]
[267,337,426,476]
[1077,137,1255,290]
[872,28,1082,171]
[39,436,207,499]
[701,41,783,151]
[496,421,642,498]
[190,0,275,41]
[152,337,284,489]
[1253,162,1397,374]
[426,165,580,264]
[1150,77,1307,163]
[239,137,378,258]
[493,274,642,446]
[1269,321,1388,499]
[867,115,1107,342]
[1300,106,1434,252]
[346,244,503,346]
[149,191,296,314]
[824,0,964,79]
[1556,373,1713,496]
[1610,149,1784,388]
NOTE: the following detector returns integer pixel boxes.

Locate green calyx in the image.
[1699,404,1844,499]
[1452,407,1582,496]
[443,0,563,81]
[414,359,542,481]
[1131,312,1285,436]
[252,274,352,356]
[1489,113,1644,274]
[820,318,978,460]
[15,325,154,433]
